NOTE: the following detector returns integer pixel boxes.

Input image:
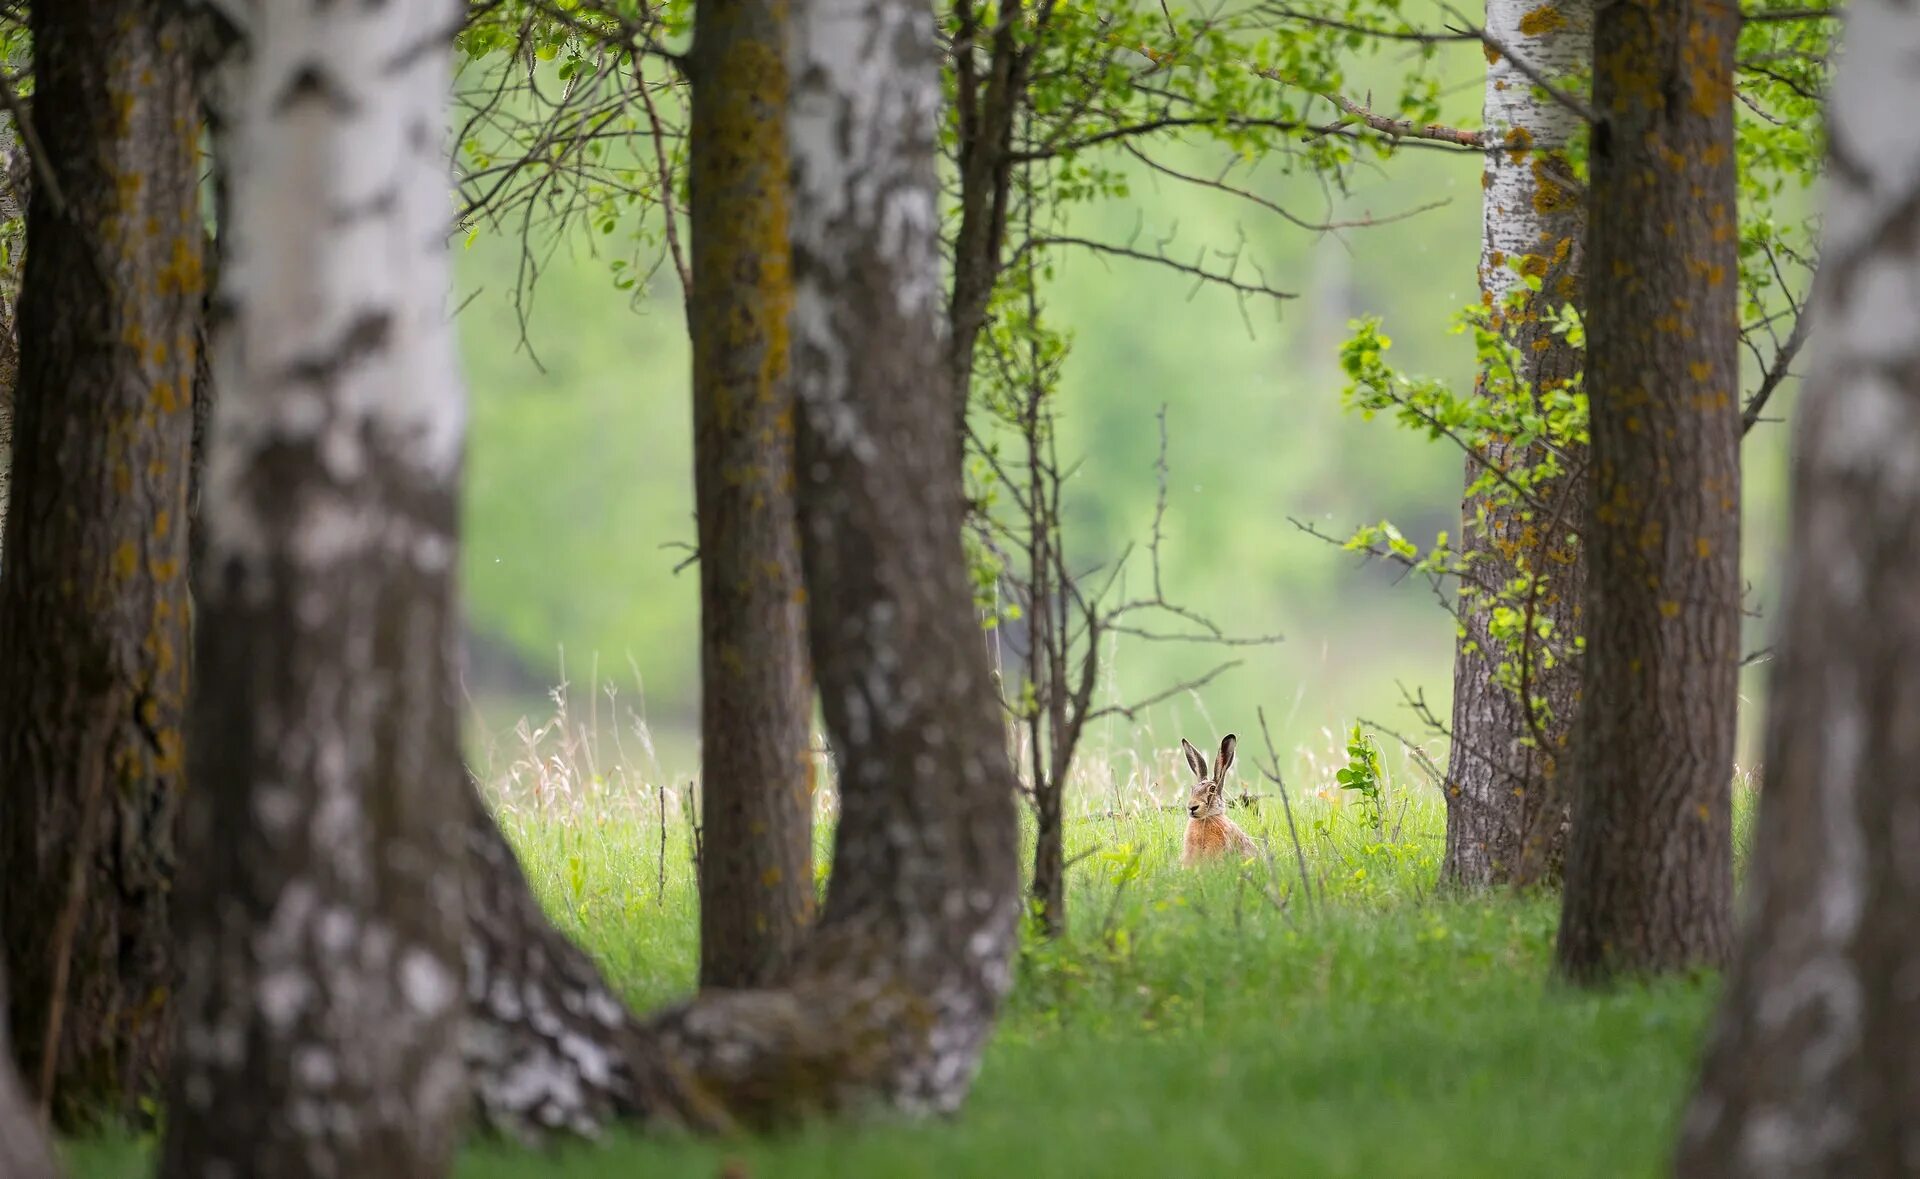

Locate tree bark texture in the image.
[1673,4,1920,1171]
[1440,0,1590,889]
[0,116,22,571]
[0,0,201,1125]
[459,784,729,1138]
[160,2,469,1174]
[0,945,58,1179]
[637,0,1024,1121]
[946,0,1027,446]
[778,0,1021,1108]
[465,0,1021,1119]
[686,0,818,992]
[1553,0,1740,984]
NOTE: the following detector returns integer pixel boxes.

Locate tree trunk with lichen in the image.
[1674,4,1920,1170]
[0,0,201,1126]
[686,0,818,992]
[464,0,1021,1129]
[158,1,469,1173]
[640,0,1022,1118]
[1439,0,1590,891]
[1553,0,1739,985]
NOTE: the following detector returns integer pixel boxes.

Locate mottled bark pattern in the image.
[160,2,469,1175]
[460,786,726,1138]
[1674,5,1920,1172]
[647,0,1022,1118]
[1554,0,1740,983]
[1441,0,1591,889]
[0,0,200,1123]
[687,0,817,992]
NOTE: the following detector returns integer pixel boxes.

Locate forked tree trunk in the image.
[643,0,1021,1116]
[1439,0,1590,889]
[1673,4,1920,1171]
[1554,0,1740,984]
[160,2,469,1173]
[0,0,201,1124]
[686,0,818,992]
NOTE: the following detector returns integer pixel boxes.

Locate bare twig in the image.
[1255,706,1315,912]
[0,71,63,216]
[1325,92,1483,148]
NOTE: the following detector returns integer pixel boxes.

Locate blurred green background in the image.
[451,44,1800,790]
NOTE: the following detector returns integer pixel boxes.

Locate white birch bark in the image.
[161,2,470,1174]
[1440,0,1591,886]
[1674,0,1920,1172]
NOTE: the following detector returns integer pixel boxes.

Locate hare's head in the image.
[1180,733,1236,820]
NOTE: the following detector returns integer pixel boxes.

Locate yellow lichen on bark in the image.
[1518,4,1568,36]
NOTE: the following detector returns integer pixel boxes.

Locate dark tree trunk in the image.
[1031,766,1065,936]
[0,0,201,1125]
[640,0,1023,1120]
[686,0,818,992]
[0,947,57,1179]
[1438,0,1589,890]
[946,0,1027,446]
[1674,5,1920,1170]
[469,0,1022,1119]
[0,116,21,563]
[1553,0,1740,984]
[159,1,469,1173]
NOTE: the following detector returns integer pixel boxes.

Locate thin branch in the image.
[1017,234,1297,302]
[1740,4,1841,20]
[1325,92,1483,148]
[0,71,63,215]
[1742,299,1811,433]
[1439,4,1599,126]
[1254,706,1315,911]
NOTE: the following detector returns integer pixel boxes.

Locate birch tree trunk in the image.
[1554,0,1740,984]
[637,0,1021,1121]
[1674,2,1920,1170]
[636,0,1023,1120]
[1440,0,1590,889]
[781,0,1020,1107]
[686,0,818,992]
[160,1,470,1173]
[0,0,201,1124]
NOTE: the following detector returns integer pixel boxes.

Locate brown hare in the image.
[1179,733,1260,867]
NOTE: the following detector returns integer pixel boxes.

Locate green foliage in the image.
[1334,722,1386,832]
[1337,285,1588,730]
[1328,3,1831,741]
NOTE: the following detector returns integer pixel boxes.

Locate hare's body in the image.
[1182,812,1259,867]
[1177,733,1260,867]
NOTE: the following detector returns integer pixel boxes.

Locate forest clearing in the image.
[65,713,1744,1177]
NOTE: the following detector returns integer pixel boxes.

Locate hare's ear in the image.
[1215,734,1237,784]
[1180,738,1208,780]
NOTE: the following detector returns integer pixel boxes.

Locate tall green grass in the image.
[64,714,1748,1178]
